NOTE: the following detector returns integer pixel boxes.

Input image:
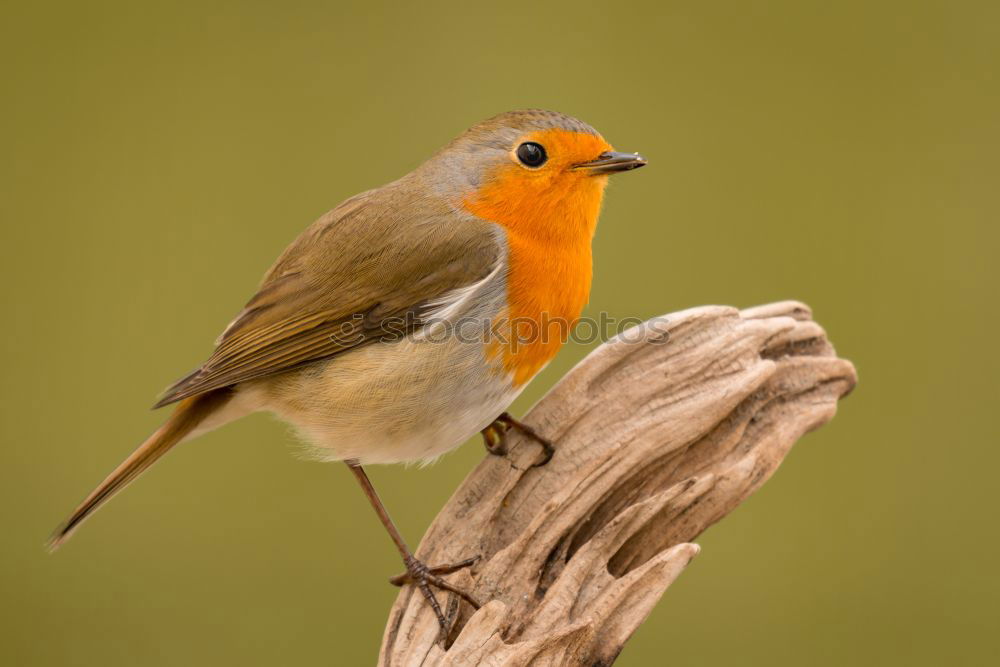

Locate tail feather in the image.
[48,390,231,550]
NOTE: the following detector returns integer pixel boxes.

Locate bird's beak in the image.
[572,151,647,175]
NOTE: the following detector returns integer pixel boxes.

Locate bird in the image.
[49,109,646,632]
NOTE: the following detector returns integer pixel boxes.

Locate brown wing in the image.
[153,186,501,408]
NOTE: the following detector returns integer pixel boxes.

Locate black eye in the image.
[516,142,547,168]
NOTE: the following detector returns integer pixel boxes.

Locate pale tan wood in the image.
[379,301,857,666]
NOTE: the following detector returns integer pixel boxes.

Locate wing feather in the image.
[153,186,501,408]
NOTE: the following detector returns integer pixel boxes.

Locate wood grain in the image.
[379,301,857,666]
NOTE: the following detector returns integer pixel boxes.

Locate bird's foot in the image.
[481,412,555,466]
[481,420,509,456]
[389,555,480,638]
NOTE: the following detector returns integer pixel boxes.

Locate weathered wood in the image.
[379,301,857,666]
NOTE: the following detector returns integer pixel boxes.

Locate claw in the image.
[390,555,481,637]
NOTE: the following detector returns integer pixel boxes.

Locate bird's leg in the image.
[480,412,556,467]
[345,462,480,639]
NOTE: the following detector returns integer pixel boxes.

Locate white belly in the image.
[234,333,523,465]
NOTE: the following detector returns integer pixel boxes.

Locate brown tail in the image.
[48,389,231,551]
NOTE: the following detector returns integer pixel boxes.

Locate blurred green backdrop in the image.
[2,1,997,665]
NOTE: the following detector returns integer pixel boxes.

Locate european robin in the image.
[50,109,646,631]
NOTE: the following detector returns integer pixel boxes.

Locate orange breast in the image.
[463,129,611,385]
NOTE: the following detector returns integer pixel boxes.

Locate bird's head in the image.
[420,109,646,242]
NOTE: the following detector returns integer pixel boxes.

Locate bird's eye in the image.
[516,142,547,168]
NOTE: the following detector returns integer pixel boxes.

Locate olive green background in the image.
[2,1,997,665]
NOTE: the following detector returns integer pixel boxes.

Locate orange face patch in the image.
[463,129,614,385]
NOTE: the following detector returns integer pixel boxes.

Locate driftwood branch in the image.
[379,301,857,666]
